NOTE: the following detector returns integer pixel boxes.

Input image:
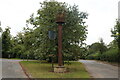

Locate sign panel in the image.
[48,31,56,40]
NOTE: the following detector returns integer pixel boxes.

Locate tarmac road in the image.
[0,59,119,79]
[79,60,119,78]
[0,59,27,78]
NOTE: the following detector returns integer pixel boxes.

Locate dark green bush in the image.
[86,48,118,62]
[100,48,118,62]
[86,52,100,60]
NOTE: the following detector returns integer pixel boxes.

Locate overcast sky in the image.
[0,0,119,45]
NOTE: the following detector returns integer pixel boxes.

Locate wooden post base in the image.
[54,66,67,73]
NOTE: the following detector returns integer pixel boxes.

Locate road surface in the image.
[0,59,119,79]
[0,59,27,78]
[79,60,119,78]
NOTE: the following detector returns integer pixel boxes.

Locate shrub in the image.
[86,48,118,62]
[86,52,100,60]
[100,48,118,62]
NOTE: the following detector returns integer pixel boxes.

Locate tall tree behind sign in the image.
[26,0,88,61]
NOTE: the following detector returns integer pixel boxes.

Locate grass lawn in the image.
[20,61,91,78]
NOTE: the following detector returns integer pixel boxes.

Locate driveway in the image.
[0,59,27,78]
[79,60,119,78]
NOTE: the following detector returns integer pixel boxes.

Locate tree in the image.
[99,38,107,54]
[2,27,12,58]
[107,40,118,49]
[111,20,120,62]
[87,39,107,55]
[26,0,88,61]
[0,27,2,57]
[23,27,35,60]
[111,20,120,48]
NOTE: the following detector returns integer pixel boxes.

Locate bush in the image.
[86,52,100,60]
[86,48,118,62]
[100,48,118,62]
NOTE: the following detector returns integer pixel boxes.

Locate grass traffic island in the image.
[20,61,91,78]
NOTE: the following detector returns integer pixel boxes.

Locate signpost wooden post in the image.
[54,12,67,73]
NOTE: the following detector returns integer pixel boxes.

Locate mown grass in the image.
[20,61,90,78]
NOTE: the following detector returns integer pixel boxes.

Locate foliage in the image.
[111,20,120,46]
[86,52,101,60]
[107,40,118,49]
[26,0,88,61]
[100,48,118,62]
[12,44,25,58]
[87,39,107,56]
[10,28,36,59]
[111,20,120,62]
[86,40,118,62]
[2,27,12,58]
[98,38,107,54]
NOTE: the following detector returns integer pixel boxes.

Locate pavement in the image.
[0,59,27,78]
[79,60,119,78]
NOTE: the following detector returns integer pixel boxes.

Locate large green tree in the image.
[11,33,25,58]
[2,27,12,58]
[26,0,88,61]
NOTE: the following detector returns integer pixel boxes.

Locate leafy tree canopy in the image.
[87,38,107,55]
[111,20,120,49]
[2,27,12,58]
[26,0,88,61]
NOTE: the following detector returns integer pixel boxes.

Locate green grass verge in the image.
[20,61,90,78]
